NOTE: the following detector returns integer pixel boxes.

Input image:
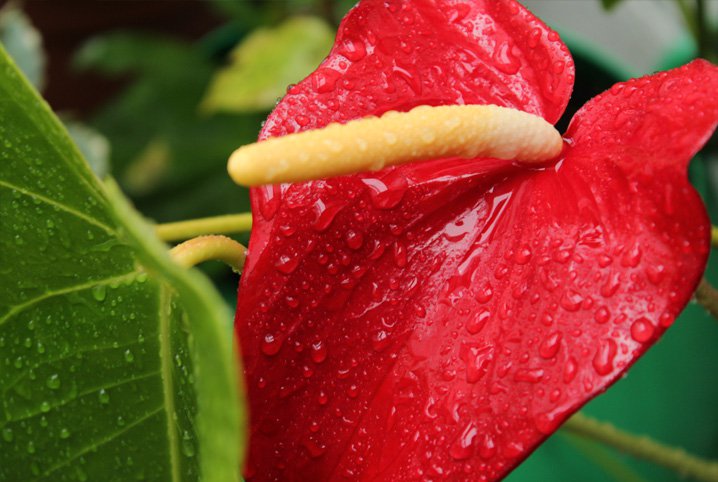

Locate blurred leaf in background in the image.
[600,0,625,11]
[201,16,333,114]
[0,1,45,91]
[74,33,263,224]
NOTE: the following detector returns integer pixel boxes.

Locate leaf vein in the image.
[1,339,146,396]
[37,405,164,479]
[0,270,140,327]
[0,178,116,234]
[159,285,182,482]
[6,369,162,425]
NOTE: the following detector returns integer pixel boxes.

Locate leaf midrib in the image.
[159,284,182,482]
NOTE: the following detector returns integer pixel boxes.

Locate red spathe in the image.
[235,0,718,480]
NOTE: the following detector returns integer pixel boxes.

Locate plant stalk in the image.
[696,0,710,59]
[169,235,247,273]
[563,413,718,481]
[155,213,252,242]
[695,277,718,321]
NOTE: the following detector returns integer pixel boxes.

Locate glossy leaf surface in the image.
[0,47,242,481]
[235,0,718,480]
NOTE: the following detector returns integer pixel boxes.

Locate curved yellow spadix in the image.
[228,104,563,187]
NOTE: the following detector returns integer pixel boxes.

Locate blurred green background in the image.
[1,0,716,480]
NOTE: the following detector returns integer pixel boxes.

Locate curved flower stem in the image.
[712,225,718,248]
[695,278,718,321]
[563,413,718,482]
[155,213,252,242]
[169,235,247,273]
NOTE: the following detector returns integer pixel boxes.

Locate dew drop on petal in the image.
[592,338,618,376]
[261,334,283,356]
[630,317,655,343]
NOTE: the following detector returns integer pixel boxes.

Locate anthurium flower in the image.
[233,0,718,480]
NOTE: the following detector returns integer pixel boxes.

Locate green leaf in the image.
[0,45,243,481]
[600,0,624,10]
[0,2,45,91]
[201,16,334,114]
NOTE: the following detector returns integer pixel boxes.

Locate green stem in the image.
[563,413,718,481]
[155,213,252,242]
[169,235,247,273]
[695,0,710,58]
[319,0,337,26]
[695,278,718,321]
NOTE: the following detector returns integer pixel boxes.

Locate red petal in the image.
[261,0,574,140]
[236,2,717,480]
[566,59,718,170]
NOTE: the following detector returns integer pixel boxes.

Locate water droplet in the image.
[514,368,545,383]
[261,334,282,356]
[538,332,562,359]
[372,330,391,352]
[621,242,642,267]
[630,317,655,343]
[592,338,618,376]
[361,172,408,209]
[303,437,327,458]
[646,264,666,285]
[182,431,196,457]
[563,356,578,383]
[560,290,583,312]
[601,273,621,297]
[594,306,610,324]
[46,374,61,390]
[259,185,281,221]
[339,38,366,61]
[2,428,13,442]
[345,230,364,250]
[310,341,327,363]
[476,281,493,303]
[312,199,344,232]
[492,41,521,74]
[312,68,341,93]
[504,441,525,458]
[449,422,477,460]
[274,254,300,274]
[466,309,490,335]
[534,409,566,435]
[59,428,70,439]
[124,349,135,363]
[478,434,497,460]
[40,401,51,413]
[92,285,106,301]
[393,241,407,267]
[460,344,494,383]
[99,389,110,404]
